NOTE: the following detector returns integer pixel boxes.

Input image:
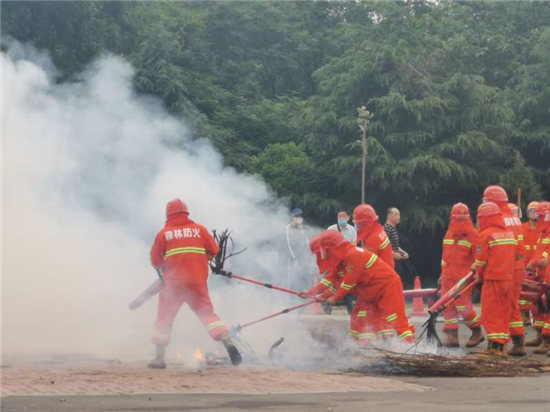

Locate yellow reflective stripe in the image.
[365,254,378,268]
[205,321,225,331]
[541,238,550,244]
[518,235,524,240]
[518,300,531,306]
[487,333,509,339]
[475,259,486,267]
[165,247,206,258]
[441,260,446,266]
[455,305,466,310]
[544,323,550,330]
[357,311,367,317]
[349,330,359,336]
[465,316,479,325]
[357,332,376,340]
[399,331,413,340]
[543,252,549,258]
[320,279,337,293]
[341,282,356,291]
[534,321,545,327]
[152,330,171,339]
[458,240,472,248]
[444,318,459,324]
[488,239,518,247]
[443,239,455,245]
[525,245,531,250]
[379,237,390,250]
[509,322,524,328]
[376,329,395,336]
[386,313,397,322]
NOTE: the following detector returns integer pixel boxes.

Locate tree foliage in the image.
[3,1,550,285]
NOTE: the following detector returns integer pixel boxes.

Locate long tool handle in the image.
[155,268,165,285]
[428,272,478,315]
[217,270,323,302]
[238,300,318,331]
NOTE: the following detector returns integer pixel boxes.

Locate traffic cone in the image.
[411,276,427,316]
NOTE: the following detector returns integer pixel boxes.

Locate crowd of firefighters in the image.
[144,184,550,368]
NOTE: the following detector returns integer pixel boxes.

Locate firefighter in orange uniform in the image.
[352,204,397,340]
[472,202,518,356]
[482,186,526,356]
[148,199,241,368]
[521,201,540,329]
[317,231,414,344]
[439,203,484,348]
[526,201,550,355]
[303,236,373,343]
[353,204,395,269]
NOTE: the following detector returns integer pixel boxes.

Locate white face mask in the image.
[293,217,304,225]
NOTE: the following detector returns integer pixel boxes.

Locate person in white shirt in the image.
[327,211,357,245]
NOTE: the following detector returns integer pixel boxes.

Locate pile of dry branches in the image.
[347,349,550,377]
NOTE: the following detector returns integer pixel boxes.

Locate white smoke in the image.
[1,42,325,365]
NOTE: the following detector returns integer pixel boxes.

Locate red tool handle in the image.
[238,300,318,330]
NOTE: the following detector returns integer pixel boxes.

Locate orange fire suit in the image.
[501,209,526,337]
[530,229,550,337]
[363,223,395,270]
[331,244,414,343]
[149,214,228,346]
[440,228,480,331]
[307,268,374,342]
[474,223,518,344]
[520,221,540,311]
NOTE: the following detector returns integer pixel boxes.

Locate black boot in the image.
[147,344,166,369]
[220,333,242,366]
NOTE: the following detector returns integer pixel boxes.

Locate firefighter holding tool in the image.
[472,202,519,357]
[148,198,242,369]
[439,203,484,348]
[482,185,527,356]
[314,231,415,344]
[526,201,550,355]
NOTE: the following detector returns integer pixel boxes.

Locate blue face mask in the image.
[338,219,348,227]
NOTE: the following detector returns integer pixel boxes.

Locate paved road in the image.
[3,374,550,412]
[3,316,549,412]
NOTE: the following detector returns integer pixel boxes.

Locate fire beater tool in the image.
[416,271,479,347]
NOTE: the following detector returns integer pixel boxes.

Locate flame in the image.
[194,348,205,362]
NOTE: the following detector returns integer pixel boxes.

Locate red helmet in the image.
[450,203,470,220]
[477,202,502,218]
[483,185,508,203]
[353,204,378,223]
[527,201,540,211]
[310,235,321,254]
[166,198,189,217]
[318,230,346,250]
[535,201,550,219]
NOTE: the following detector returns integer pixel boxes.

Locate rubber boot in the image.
[507,335,527,357]
[521,310,532,326]
[474,341,506,357]
[220,333,242,366]
[533,337,550,355]
[441,329,460,348]
[487,341,507,357]
[147,344,166,369]
[465,327,485,348]
[526,329,543,347]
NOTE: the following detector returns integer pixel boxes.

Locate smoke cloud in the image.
[2,41,324,365]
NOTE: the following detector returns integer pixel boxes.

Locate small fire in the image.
[194,348,206,362]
